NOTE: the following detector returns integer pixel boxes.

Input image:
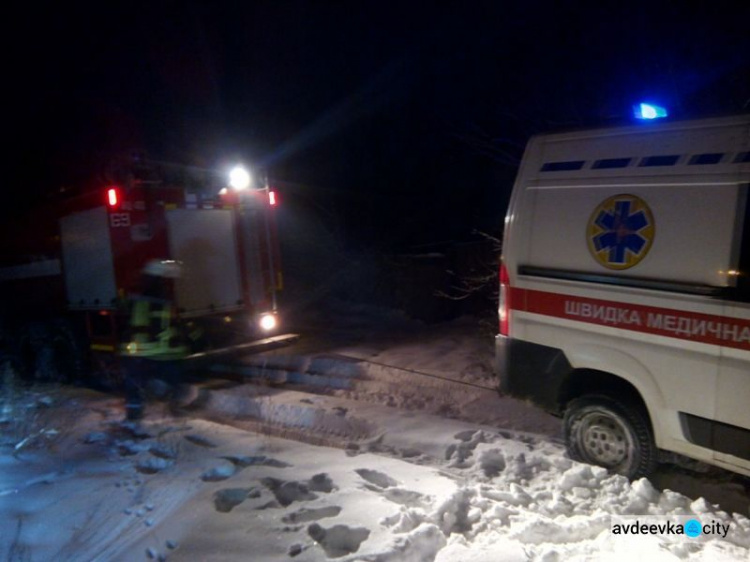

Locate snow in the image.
[1,308,749,560]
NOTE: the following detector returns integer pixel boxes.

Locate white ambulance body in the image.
[496,115,750,478]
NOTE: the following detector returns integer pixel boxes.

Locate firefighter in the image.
[119,260,188,421]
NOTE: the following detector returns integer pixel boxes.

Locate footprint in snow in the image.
[445,431,490,466]
[222,455,291,468]
[282,505,342,524]
[478,449,507,478]
[83,431,109,445]
[119,422,152,440]
[518,435,539,446]
[288,543,309,557]
[381,487,429,507]
[355,469,398,489]
[136,457,173,475]
[149,444,178,460]
[308,473,335,493]
[454,430,477,442]
[261,478,318,507]
[184,434,217,448]
[308,523,370,558]
[398,448,423,459]
[257,500,282,510]
[213,487,261,512]
[201,462,237,482]
[261,474,335,507]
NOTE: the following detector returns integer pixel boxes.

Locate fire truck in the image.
[0,159,292,388]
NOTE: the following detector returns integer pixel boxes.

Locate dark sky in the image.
[7,1,750,249]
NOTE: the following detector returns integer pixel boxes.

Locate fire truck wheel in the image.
[564,394,658,480]
[16,321,87,384]
[47,320,88,384]
[0,350,26,388]
[15,322,47,381]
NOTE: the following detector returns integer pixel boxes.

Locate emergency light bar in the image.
[634,103,668,120]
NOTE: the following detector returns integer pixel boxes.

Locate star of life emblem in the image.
[587,194,655,270]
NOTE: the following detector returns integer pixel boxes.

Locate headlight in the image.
[259,313,277,332]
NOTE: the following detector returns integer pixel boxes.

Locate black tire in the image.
[47,319,88,384]
[0,350,25,389]
[14,320,87,384]
[564,394,658,479]
[15,322,47,381]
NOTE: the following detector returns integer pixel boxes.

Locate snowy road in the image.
[216,305,749,516]
[1,386,749,561]
[1,308,749,560]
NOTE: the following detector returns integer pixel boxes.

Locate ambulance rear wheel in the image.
[564,394,657,479]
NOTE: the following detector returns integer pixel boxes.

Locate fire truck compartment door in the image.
[60,206,117,309]
[166,209,243,316]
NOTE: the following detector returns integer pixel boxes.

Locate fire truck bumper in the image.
[183,333,300,364]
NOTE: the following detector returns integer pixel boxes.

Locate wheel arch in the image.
[558,344,667,446]
[558,368,658,444]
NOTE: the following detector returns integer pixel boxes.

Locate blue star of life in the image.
[593,200,649,264]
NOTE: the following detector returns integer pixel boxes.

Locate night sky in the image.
[7,1,750,250]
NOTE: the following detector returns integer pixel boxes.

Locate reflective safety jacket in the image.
[119,296,188,360]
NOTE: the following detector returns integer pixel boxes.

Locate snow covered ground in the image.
[234,300,563,434]
[2,388,749,561]
[1,304,749,561]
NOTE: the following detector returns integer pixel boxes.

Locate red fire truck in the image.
[0,162,292,388]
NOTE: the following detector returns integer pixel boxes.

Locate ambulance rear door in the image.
[714,183,750,472]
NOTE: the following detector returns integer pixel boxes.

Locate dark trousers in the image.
[121,356,183,421]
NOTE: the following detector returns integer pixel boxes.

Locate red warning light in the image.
[107,187,120,208]
[268,190,277,206]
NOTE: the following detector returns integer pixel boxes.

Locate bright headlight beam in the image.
[229,166,251,191]
[259,314,277,331]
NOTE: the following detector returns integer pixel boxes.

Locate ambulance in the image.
[495,114,750,478]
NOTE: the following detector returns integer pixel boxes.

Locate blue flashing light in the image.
[634,103,668,120]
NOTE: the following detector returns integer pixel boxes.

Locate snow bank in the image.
[1,392,748,562]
